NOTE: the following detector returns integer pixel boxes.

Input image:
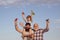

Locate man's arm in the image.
[43,19,50,32]
[46,19,49,29]
[14,18,22,33]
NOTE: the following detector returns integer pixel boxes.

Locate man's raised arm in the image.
[46,19,49,30]
[14,18,22,33]
[43,19,50,32]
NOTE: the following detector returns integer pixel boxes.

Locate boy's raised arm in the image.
[22,12,27,22]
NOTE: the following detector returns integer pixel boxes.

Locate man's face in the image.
[26,25,30,29]
[34,23,39,29]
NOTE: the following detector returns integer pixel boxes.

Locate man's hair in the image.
[25,23,31,26]
[25,23,31,32]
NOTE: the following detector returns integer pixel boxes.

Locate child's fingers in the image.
[22,12,24,15]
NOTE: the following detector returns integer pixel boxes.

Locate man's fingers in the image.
[46,19,49,21]
[15,18,18,21]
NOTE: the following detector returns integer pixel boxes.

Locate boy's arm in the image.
[29,29,34,38]
[22,12,27,22]
[14,18,22,33]
[31,10,35,22]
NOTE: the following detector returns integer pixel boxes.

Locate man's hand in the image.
[14,18,18,26]
[15,18,18,21]
[46,19,49,23]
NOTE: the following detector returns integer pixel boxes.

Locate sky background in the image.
[0,0,60,40]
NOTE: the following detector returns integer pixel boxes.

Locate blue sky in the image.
[0,0,60,40]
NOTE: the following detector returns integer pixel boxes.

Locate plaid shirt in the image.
[33,28,49,40]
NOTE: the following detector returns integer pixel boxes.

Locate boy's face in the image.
[27,18,30,21]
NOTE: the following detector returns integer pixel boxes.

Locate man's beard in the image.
[25,27,30,32]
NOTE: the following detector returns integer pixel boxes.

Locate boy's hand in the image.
[22,12,25,16]
[28,34,32,38]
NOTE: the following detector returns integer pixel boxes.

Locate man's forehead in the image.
[25,23,31,26]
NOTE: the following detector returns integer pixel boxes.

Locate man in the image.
[14,18,34,40]
[32,19,49,40]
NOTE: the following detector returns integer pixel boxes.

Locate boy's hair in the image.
[26,15,32,22]
[25,23,31,26]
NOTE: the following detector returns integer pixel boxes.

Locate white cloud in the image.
[0,0,60,6]
[0,0,16,5]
